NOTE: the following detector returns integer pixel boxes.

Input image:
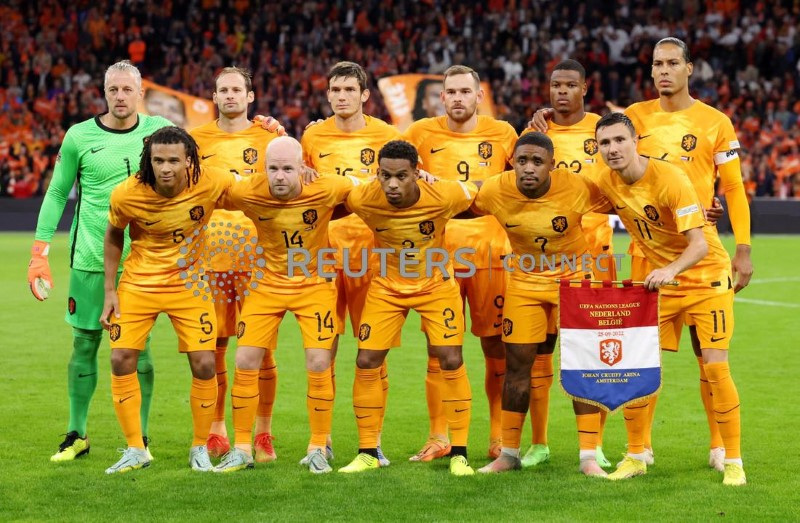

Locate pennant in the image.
[559,281,661,412]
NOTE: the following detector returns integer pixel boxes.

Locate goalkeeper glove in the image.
[28,240,53,301]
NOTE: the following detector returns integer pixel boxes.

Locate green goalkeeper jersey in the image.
[35,113,172,272]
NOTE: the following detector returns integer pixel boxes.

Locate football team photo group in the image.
[27,35,755,490]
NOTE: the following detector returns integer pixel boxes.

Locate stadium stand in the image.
[0,0,798,199]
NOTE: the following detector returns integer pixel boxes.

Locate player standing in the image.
[624,38,752,470]
[338,140,477,476]
[594,113,745,486]
[28,61,170,462]
[520,59,616,469]
[190,67,281,462]
[403,65,517,461]
[100,127,235,474]
[300,61,400,466]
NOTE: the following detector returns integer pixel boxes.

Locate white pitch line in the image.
[748,277,800,284]
[735,297,800,308]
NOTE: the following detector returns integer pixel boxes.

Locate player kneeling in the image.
[101,127,235,474]
[212,136,358,474]
[336,140,477,476]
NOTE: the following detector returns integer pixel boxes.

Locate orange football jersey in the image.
[624,100,742,258]
[221,174,358,292]
[473,169,610,291]
[595,159,731,295]
[538,113,613,254]
[345,179,477,294]
[301,115,401,269]
[403,115,518,268]
[301,115,401,179]
[191,120,278,271]
[108,166,234,289]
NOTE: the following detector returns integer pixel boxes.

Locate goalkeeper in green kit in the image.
[28,61,171,462]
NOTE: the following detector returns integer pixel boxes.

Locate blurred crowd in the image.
[1,0,799,199]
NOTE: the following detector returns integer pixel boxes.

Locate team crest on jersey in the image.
[236,321,246,339]
[243,147,258,165]
[552,216,568,233]
[302,209,318,225]
[681,134,697,152]
[599,338,622,366]
[502,318,513,337]
[478,141,493,160]
[419,220,435,236]
[68,297,76,315]
[189,205,205,221]
[358,323,371,341]
[109,324,121,342]
[643,205,660,221]
[360,148,375,166]
[584,138,599,156]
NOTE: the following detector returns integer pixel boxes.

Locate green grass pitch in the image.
[1,231,798,521]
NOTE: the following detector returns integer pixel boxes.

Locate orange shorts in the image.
[330,216,374,336]
[358,279,465,349]
[501,283,558,344]
[211,270,251,338]
[236,280,338,350]
[591,246,618,281]
[659,290,734,351]
[335,268,372,336]
[457,268,506,337]
[629,254,653,281]
[109,285,216,352]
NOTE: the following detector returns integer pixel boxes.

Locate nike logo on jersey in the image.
[199,338,213,343]
[710,336,726,342]
[430,147,446,154]
[319,152,333,158]
[258,217,274,221]
[637,135,651,140]
[443,333,458,339]
[317,336,332,342]
[90,147,105,154]
[78,372,97,378]
[615,205,626,210]
[455,408,469,413]
[144,220,161,226]
[375,227,390,232]
[200,402,214,408]
[201,154,216,160]
[505,223,521,228]
[118,395,134,404]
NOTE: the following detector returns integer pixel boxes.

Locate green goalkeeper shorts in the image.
[65,269,121,331]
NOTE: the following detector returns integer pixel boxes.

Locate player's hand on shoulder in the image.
[253,115,287,136]
[28,240,53,301]
[528,108,554,132]
[305,119,324,129]
[100,290,121,330]
[302,164,320,185]
[418,169,437,185]
[705,197,724,224]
